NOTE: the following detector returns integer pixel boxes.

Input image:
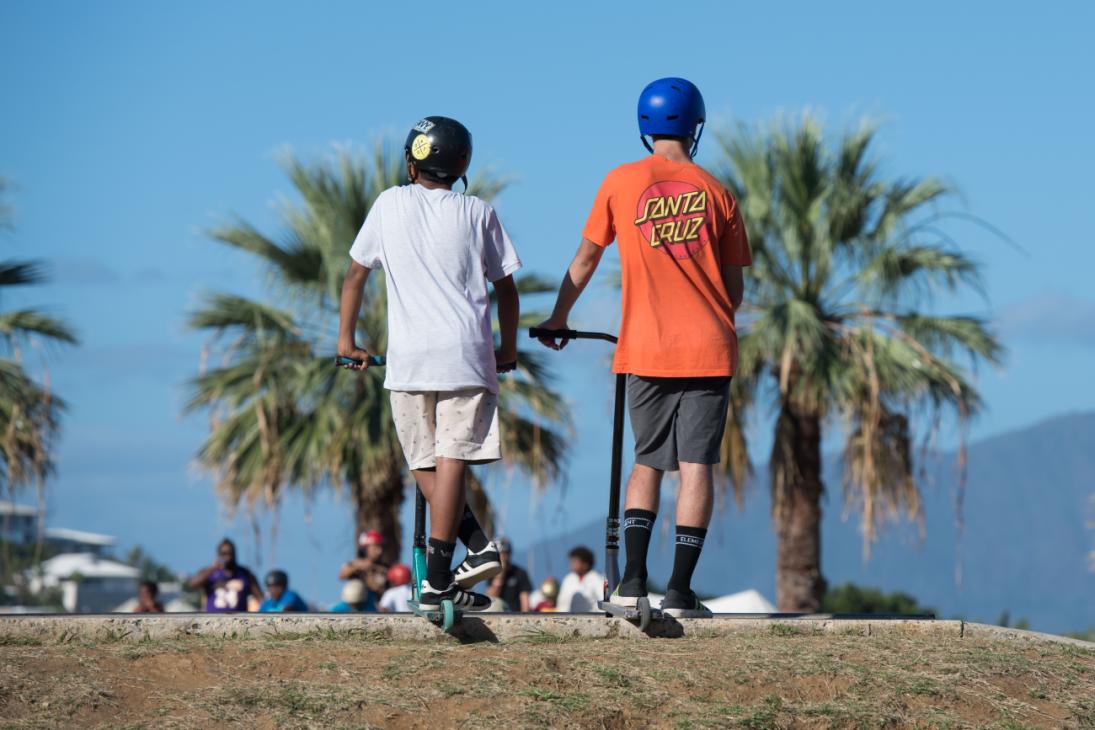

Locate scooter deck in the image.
[407,599,462,631]
[599,596,662,631]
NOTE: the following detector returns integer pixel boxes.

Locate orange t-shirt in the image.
[583,155,751,377]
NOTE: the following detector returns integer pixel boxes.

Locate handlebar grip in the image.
[529,327,579,339]
[528,328,618,344]
[335,355,386,367]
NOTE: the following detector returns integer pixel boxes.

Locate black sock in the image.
[621,508,656,585]
[667,525,707,595]
[457,504,490,553]
[427,538,456,589]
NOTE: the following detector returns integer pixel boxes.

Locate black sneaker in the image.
[660,588,713,618]
[608,576,647,608]
[453,540,503,589]
[419,580,494,612]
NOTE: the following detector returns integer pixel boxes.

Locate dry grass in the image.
[0,628,1092,728]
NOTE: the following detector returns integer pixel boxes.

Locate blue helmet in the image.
[637,77,706,158]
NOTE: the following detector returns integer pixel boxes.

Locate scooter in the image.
[527,329,662,631]
[335,354,460,632]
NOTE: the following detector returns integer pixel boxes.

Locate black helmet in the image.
[404,116,473,183]
[264,569,288,588]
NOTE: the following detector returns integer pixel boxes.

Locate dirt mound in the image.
[1,628,1092,728]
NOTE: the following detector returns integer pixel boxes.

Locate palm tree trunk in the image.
[775,402,827,612]
[353,458,404,565]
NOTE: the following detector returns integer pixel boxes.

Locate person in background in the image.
[187,538,263,613]
[258,570,308,612]
[379,563,413,612]
[531,577,559,612]
[557,546,605,612]
[134,580,164,613]
[485,537,532,611]
[330,579,376,612]
[338,530,385,581]
[364,562,390,605]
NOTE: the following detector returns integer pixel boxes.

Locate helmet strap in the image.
[460,175,468,192]
[690,121,706,159]
[641,135,654,154]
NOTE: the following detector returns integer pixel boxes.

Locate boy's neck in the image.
[415,178,453,191]
[651,138,692,163]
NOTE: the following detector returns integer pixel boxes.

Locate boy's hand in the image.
[495,348,517,373]
[338,343,373,370]
[535,316,571,351]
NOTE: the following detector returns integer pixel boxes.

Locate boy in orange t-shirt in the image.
[537,77,751,617]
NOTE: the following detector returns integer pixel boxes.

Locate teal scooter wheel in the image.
[441,600,455,631]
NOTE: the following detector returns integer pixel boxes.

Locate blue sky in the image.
[2,1,1093,605]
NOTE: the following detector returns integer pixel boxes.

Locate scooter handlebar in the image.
[528,328,618,344]
[335,355,386,367]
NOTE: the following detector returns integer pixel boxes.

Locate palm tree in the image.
[714,117,1003,611]
[187,148,568,562]
[0,178,78,574]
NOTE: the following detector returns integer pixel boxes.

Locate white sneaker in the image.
[419,580,493,612]
[453,540,503,589]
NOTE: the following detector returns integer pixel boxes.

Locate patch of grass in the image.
[592,664,632,687]
[738,694,784,729]
[0,634,43,646]
[768,623,819,637]
[380,659,405,681]
[520,687,589,711]
[516,626,575,644]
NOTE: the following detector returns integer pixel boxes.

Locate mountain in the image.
[525,412,1095,634]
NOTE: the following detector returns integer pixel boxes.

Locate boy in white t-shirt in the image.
[338,116,520,611]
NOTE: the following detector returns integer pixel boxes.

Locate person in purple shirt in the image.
[186,538,263,612]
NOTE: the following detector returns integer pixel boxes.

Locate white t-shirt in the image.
[379,583,412,612]
[557,570,605,613]
[349,184,522,393]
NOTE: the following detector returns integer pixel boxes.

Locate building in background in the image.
[0,502,40,546]
[29,553,140,613]
[42,527,115,558]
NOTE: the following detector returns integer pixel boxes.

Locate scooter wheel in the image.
[441,600,455,631]
[637,596,652,632]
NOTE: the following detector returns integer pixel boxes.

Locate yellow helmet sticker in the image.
[411,134,432,161]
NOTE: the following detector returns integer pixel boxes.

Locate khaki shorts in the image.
[390,389,501,470]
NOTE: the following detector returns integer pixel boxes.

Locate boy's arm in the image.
[536,238,605,350]
[338,260,373,369]
[493,274,519,371]
[721,265,744,311]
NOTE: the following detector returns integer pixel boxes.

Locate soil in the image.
[1,628,1092,728]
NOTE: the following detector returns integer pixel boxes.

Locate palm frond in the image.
[0,310,78,346]
[0,260,47,288]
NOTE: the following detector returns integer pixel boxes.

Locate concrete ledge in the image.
[3,612,1089,648]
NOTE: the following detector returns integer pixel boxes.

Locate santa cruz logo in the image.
[634,181,710,260]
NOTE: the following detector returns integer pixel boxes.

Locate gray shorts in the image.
[627,375,731,471]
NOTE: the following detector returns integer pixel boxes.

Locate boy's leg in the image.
[614,376,680,604]
[661,376,729,616]
[413,470,489,552]
[666,461,713,596]
[422,389,503,605]
[620,464,663,590]
[418,457,465,590]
